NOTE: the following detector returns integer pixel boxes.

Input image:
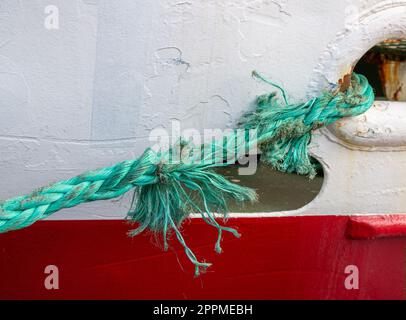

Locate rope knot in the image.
[239,72,374,177]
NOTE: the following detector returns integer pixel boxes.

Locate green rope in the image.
[0,72,374,276]
[243,72,374,178]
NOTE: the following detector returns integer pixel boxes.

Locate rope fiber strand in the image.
[0,72,374,276]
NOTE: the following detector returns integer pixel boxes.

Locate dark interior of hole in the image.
[354,39,406,101]
[354,54,385,98]
[214,156,323,213]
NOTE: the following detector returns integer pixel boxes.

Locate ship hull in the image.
[0,216,404,300]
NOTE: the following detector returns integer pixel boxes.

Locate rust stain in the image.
[338,72,352,92]
[379,58,404,101]
[382,38,404,45]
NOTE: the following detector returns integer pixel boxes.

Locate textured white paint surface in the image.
[0,0,405,219]
[330,101,406,149]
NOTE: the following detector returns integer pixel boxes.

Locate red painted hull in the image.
[0,216,405,300]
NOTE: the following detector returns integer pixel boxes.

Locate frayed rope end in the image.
[125,153,257,276]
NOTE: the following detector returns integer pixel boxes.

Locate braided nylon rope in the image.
[0,72,374,275]
[0,149,160,232]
